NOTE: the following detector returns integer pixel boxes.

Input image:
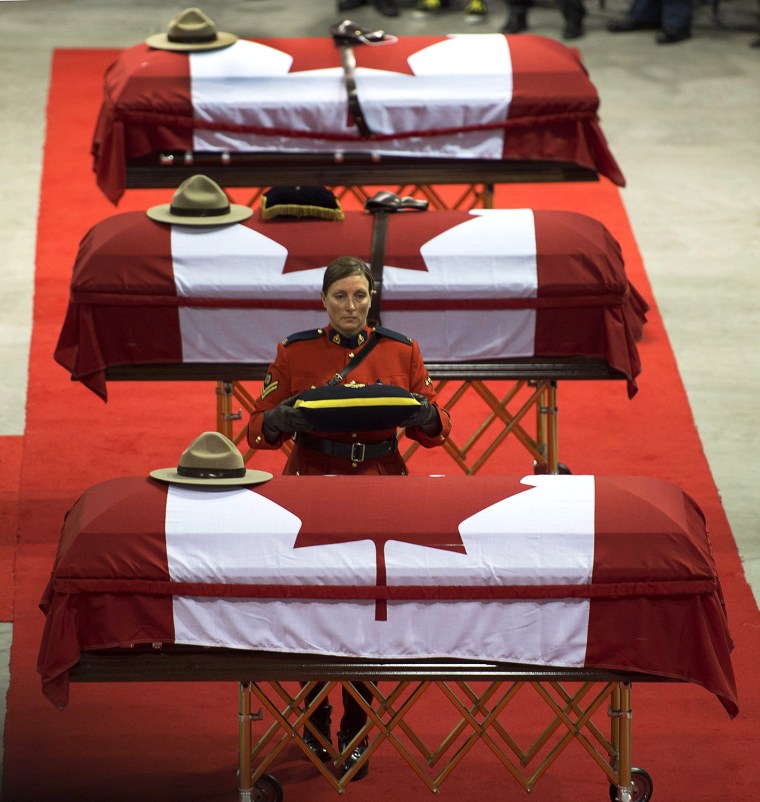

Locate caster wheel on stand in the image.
[609,767,653,802]
[253,772,284,802]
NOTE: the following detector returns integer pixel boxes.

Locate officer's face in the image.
[321,274,371,337]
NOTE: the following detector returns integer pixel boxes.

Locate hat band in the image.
[169,203,232,217]
[177,465,247,479]
[168,32,218,43]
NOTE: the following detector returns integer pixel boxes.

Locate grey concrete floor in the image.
[1,0,759,791]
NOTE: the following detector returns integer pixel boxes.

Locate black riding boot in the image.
[302,690,333,763]
[337,681,374,781]
[503,8,528,32]
[374,0,400,15]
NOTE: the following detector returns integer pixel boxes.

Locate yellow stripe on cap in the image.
[294,397,419,410]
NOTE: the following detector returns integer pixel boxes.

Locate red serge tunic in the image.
[247,326,451,475]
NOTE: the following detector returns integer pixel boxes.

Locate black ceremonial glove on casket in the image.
[262,395,312,441]
[399,393,441,434]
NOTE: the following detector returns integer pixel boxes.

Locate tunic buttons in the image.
[348,352,355,359]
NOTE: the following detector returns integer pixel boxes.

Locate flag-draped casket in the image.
[38,474,737,717]
[92,33,625,203]
[54,208,647,400]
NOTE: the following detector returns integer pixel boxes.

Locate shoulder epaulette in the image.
[281,328,326,347]
[374,326,414,346]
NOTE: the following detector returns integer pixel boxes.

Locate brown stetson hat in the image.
[146,175,253,227]
[149,432,273,487]
[146,7,238,52]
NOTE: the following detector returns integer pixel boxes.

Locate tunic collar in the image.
[326,326,372,349]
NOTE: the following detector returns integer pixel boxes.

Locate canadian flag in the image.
[93,34,626,203]
[165,474,593,666]
[56,208,646,400]
[171,208,539,362]
[38,474,737,715]
[188,35,512,159]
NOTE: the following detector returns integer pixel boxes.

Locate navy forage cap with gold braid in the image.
[261,186,345,221]
[146,175,253,227]
[294,383,420,432]
[149,432,273,487]
[146,7,238,52]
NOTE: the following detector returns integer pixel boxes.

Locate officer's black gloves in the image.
[262,395,311,443]
[263,392,442,443]
[399,393,442,435]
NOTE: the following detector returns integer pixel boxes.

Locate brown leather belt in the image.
[295,432,398,462]
[331,20,387,139]
[364,191,429,328]
[338,43,372,138]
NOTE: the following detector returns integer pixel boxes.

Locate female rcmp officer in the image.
[247,255,452,780]
[247,255,452,474]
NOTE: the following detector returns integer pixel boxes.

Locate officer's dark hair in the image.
[322,256,374,295]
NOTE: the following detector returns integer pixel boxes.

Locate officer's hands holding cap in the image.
[264,389,439,440]
[263,394,312,441]
[399,394,441,434]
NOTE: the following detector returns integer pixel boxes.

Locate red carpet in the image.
[2,48,759,801]
[0,436,23,621]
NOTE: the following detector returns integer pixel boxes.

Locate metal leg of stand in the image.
[610,682,634,802]
[536,381,559,474]
[536,383,548,471]
[217,380,242,440]
[483,183,494,209]
[534,380,559,474]
[239,682,253,802]
[546,381,558,474]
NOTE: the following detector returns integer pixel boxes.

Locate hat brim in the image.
[145,32,238,51]
[149,468,273,486]
[146,204,253,227]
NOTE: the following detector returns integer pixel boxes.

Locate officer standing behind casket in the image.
[248,256,450,475]
[247,255,451,779]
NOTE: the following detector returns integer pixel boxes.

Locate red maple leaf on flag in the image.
[283,37,442,76]
[255,476,532,620]
[275,211,469,277]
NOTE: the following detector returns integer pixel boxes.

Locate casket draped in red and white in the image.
[54,208,648,400]
[38,474,737,717]
[92,33,625,203]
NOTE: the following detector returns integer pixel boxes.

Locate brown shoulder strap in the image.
[331,21,379,138]
[325,334,379,386]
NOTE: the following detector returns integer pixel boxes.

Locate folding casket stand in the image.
[70,649,654,802]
